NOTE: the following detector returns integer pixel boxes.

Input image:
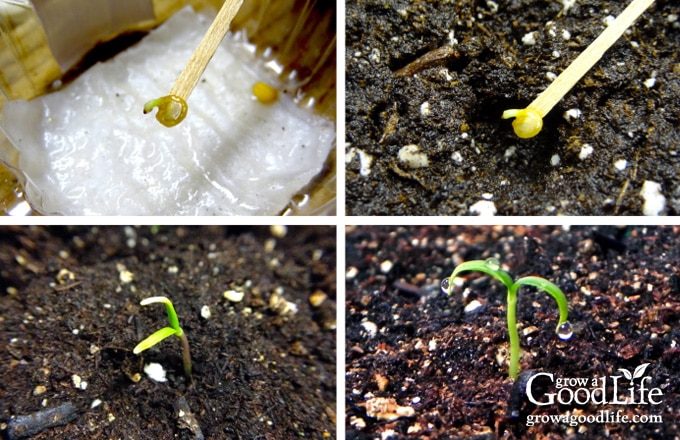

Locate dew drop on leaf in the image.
[557,321,573,340]
[441,278,451,294]
[484,257,500,271]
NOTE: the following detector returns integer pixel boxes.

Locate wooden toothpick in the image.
[144,0,245,127]
[503,0,655,138]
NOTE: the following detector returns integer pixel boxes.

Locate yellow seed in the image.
[253,82,279,104]
[502,108,543,138]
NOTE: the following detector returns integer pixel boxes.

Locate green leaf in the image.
[447,259,514,294]
[512,276,569,324]
[140,296,172,307]
[164,301,180,333]
[133,327,177,354]
[139,296,181,333]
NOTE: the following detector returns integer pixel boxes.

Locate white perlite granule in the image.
[639,180,665,216]
[469,200,497,216]
[143,363,167,382]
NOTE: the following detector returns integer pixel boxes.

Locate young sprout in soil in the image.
[502,0,655,138]
[441,258,571,379]
[133,296,192,378]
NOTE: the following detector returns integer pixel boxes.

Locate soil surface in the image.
[0,226,336,439]
[346,0,680,215]
[346,225,680,439]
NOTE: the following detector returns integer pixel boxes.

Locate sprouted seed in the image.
[143,95,188,127]
[503,0,655,138]
[442,259,571,378]
[501,108,543,139]
[144,0,244,127]
[134,296,192,378]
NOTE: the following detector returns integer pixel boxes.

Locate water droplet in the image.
[484,257,500,271]
[557,321,573,340]
[441,278,451,294]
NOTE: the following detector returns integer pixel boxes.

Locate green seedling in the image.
[133,296,192,378]
[441,258,571,379]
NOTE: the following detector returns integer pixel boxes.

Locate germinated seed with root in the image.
[502,0,655,138]
[501,108,543,139]
[143,95,188,127]
[144,0,245,127]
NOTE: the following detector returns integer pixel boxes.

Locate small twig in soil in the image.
[392,280,424,299]
[5,401,78,439]
[395,46,460,77]
[614,179,630,214]
[174,396,204,440]
[591,231,627,254]
[52,281,82,292]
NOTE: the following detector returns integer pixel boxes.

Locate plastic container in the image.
[0,0,194,105]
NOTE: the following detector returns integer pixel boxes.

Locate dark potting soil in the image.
[346,1,680,215]
[0,226,336,439]
[346,226,680,439]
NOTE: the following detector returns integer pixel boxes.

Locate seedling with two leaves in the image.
[442,258,572,379]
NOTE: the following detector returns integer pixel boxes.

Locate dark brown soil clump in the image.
[0,226,336,439]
